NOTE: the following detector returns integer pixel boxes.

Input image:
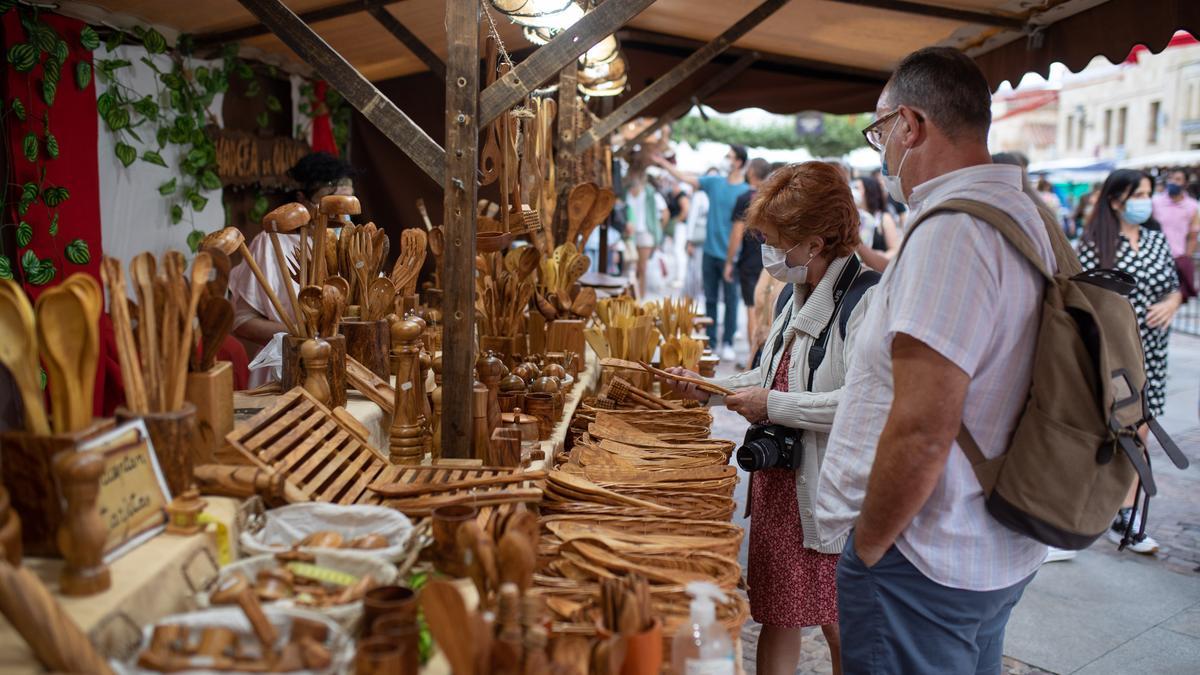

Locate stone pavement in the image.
[707,327,1200,674]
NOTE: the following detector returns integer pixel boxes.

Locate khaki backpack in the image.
[900,198,1190,550]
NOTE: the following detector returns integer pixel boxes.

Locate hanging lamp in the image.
[490,0,582,29]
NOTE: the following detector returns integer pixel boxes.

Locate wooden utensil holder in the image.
[527,312,547,355]
[479,335,521,366]
[185,361,234,465]
[282,334,347,408]
[523,393,555,441]
[363,585,417,635]
[430,504,478,578]
[339,319,390,380]
[545,320,585,371]
[116,403,196,498]
[0,418,115,556]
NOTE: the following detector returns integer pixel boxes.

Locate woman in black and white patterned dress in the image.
[1078,169,1182,553]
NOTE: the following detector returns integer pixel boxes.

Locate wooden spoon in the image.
[497,529,535,592]
[366,276,395,322]
[263,203,310,337]
[324,275,350,302]
[319,284,342,338]
[0,281,49,433]
[420,580,476,675]
[170,252,212,409]
[129,253,162,410]
[570,286,597,318]
[429,226,445,287]
[201,246,231,300]
[35,286,89,432]
[298,286,324,338]
[61,273,101,429]
[197,296,234,371]
[566,183,598,247]
[580,187,616,248]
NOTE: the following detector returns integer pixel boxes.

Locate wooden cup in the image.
[355,636,402,675]
[523,393,555,441]
[282,334,347,408]
[185,361,234,465]
[369,614,419,675]
[621,618,663,675]
[430,504,478,578]
[362,585,417,635]
[116,403,197,498]
[339,319,390,381]
[0,418,115,556]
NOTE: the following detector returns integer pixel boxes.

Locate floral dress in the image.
[1078,227,1179,416]
[747,348,840,628]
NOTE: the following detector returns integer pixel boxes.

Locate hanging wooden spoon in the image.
[298,286,324,338]
[479,36,501,187]
[0,281,49,433]
[567,183,598,247]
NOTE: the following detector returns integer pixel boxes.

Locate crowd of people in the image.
[648,46,1192,675]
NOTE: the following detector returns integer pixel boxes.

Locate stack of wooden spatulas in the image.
[534,243,596,321]
[0,275,100,434]
[476,245,540,339]
[102,251,211,415]
[563,182,617,254]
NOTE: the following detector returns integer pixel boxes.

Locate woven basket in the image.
[540,515,744,559]
[546,539,741,591]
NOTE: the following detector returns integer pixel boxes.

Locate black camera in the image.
[736,424,803,472]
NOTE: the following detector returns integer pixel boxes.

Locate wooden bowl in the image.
[477,231,513,253]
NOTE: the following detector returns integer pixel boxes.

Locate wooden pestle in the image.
[209,571,278,650]
[262,203,311,337]
[300,338,333,407]
[194,465,287,506]
[54,450,110,596]
[201,227,298,336]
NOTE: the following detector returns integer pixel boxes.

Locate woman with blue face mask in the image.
[1078,169,1182,555]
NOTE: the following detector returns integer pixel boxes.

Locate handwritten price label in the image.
[78,421,170,562]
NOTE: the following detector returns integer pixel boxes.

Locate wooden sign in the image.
[76,420,171,562]
[214,130,311,187]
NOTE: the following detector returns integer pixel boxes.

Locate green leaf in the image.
[186,229,205,253]
[265,94,282,113]
[161,72,183,90]
[173,114,194,133]
[236,61,253,80]
[22,132,37,162]
[250,194,270,223]
[199,170,222,191]
[104,106,130,131]
[189,193,208,211]
[48,213,59,237]
[142,27,167,54]
[158,177,177,195]
[245,79,261,98]
[170,204,183,224]
[21,249,38,273]
[52,39,68,65]
[21,182,38,203]
[156,127,169,148]
[96,91,115,117]
[10,97,25,121]
[125,127,143,144]
[114,142,136,167]
[105,30,123,52]
[256,111,269,129]
[80,25,100,51]
[38,367,45,390]
[16,221,32,248]
[75,61,91,89]
[41,77,57,106]
[27,259,55,286]
[133,96,158,120]
[45,131,58,159]
[7,43,36,72]
[42,186,70,207]
[0,255,11,281]
[186,148,207,166]
[141,150,167,167]
[65,238,90,265]
[29,24,58,54]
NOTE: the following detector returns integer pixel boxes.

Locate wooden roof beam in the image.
[575,0,791,154]
[195,0,405,48]
[366,4,446,80]
[616,52,758,157]
[235,0,445,183]
[478,0,658,128]
[823,0,1026,30]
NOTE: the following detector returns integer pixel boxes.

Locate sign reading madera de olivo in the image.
[214,130,310,188]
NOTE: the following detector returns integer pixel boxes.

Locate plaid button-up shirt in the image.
[816,164,1051,591]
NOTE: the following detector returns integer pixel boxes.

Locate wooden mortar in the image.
[339,318,390,380]
[115,403,196,498]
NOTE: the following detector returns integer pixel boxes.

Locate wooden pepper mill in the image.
[430,355,443,461]
[472,382,491,461]
[388,317,426,464]
[476,353,504,440]
[300,338,333,407]
[54,451,110,596]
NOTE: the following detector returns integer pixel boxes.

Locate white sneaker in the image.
[720,345,736,362]
[1107,527,1160,554]
[1043,547,1077,563]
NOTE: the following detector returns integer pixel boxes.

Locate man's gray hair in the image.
[887,47,992,142]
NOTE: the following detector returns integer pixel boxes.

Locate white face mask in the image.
[718,157,733,175]
[879,116,911,206]
[761,242,817,284]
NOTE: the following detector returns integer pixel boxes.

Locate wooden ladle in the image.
[0,281,49,433]
[202,227,297,336]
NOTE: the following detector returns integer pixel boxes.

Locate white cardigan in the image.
[709,255,872,555]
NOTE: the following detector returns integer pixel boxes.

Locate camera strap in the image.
[805,256,863,390]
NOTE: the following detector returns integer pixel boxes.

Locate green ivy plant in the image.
[0,5,92,283]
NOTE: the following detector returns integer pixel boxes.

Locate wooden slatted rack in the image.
[358,462,542,528]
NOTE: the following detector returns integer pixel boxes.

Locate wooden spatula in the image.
[567,183,598,247]
[34,286,88,432]
[0,281,49,433]
[420,580,476,675]
[197,296,234,371]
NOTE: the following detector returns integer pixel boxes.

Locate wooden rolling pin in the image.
[0,558,114,674]
[368,471,546,498]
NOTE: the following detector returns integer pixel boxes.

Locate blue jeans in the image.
[837,532,1035,675]
[701,253,738,347]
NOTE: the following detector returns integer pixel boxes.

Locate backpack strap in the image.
[897,198,1054,281]
[806,257,863,390]
[837,269,880,341]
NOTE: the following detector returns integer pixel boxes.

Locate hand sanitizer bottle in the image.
[672,581,735,675]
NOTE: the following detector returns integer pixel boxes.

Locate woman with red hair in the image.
[659,162,877,674]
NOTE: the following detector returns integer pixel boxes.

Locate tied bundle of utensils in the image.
[420,579,551,675]
[101,252,211,414]
[476,245,540,339]
[593,575,657,675]
[584,296,657,362]
[0,275,100,434]
[533,243,596,322]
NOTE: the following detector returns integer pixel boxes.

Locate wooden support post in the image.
[554,66,579,246]
[367,5,447,80]
[575,0,790,153]
[235,0,446,184]
[616,52,759,157]
[441,0,480,459]
[478,0,657,127]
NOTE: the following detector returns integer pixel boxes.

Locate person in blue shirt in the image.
[654,146,751,360]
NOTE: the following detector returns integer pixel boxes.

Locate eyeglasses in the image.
[861,109,901,152]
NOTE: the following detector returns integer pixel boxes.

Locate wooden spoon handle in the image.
[266,231,304,337]
[637,360,735,396]
[368,471,546,498]
[237,242,298,336]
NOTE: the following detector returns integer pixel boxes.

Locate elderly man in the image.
[817,47,1053,674]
